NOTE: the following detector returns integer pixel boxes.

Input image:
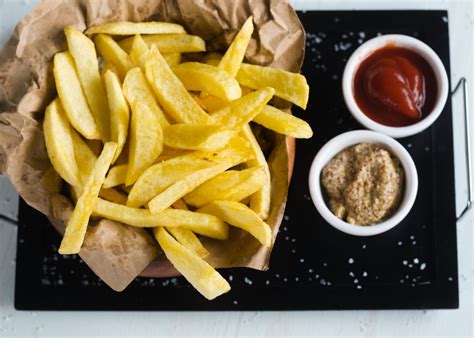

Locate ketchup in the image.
[353,45,437,127]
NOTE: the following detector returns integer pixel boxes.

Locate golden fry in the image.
[198,200,272,247]
[86,21,185,35]
[145,45,209,124]
[154,227,230,300]
[218,17,253,77]
[236,63,309,109]
[70,128,97,181]
[209,87,274,130]
[43,99,82,187]
[126,101,163,185]
[99,188,128,205]
[65,26,110,141]
[123,67,170,127]
[241,124,271,220]
[95,34,134,80]
[172,62,241,101]
[94,198,229,239]
[104,70,130,162]
[184,167,267,207]
[53,52,100,140]
[148,151,251,214]
[59,142,117,254]
[253,105,313,138]
[163,124,235,151]
[120,34,205,54]
[103,164,127,189]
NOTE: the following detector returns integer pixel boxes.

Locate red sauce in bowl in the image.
[353,46,437,127]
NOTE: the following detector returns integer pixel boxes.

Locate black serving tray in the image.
[14,10,458,311]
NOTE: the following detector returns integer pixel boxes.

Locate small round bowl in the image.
[308,130,418,236]
[342,34,449,138]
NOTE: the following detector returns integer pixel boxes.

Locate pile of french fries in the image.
[43,17,312,299]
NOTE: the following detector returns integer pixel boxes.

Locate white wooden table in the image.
[0,0,472,337]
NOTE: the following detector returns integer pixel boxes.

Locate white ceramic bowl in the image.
[308,130,418,236]
[342,34,448,138]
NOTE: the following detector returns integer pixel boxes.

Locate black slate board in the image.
[14,10,458,310]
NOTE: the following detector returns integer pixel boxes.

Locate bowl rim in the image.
[308,130,418,236]
[342,34,449,138]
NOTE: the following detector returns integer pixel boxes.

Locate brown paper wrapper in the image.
[0,0,305,291]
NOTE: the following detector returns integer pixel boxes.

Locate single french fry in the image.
[94,199,229,239]
[120,34,205,54]
[218,17,253,77]
[184,167,267,207]
[163,124,235,151]
[148,154,251,214]
[163,53,181,66]
[43,99,82,187]
[129,34,149,71]
[126,101,163,186]
[154,227,230,300]
[99,188,128,205]
[236,63,309,109]
[53,52,100,140]
[95,34,134,80]
[199,95,228,113]
[104,70,130,162]
[198,200,272,247]
[172,62,241,101]
[145,45,209,124]
[123,67,170,127]
[241,124,271,220]
[65,26,110,141]
[167,227,209,258]
[253,105,313,138]
[209,87,274,130]
[59,142,117,254]
[70,128,97,181]
[168,199,209,258]
[103,164,127,189]
[86,21,185,35]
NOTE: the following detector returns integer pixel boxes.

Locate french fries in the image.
[123,68,170,127]
[53,52,100,140]
[95,34,134,80]
[94,199,229,239]
[45,16,312,300]
[163,124,235,151]
[148,159,249,214]
[126,101,163,185]
[237,63,310,109]
[209,87,274,130]
[218,16,253,77]
[59,142,117,254]
[145,45,209,124]
[120,34,205,54]
[173,62,241,101]
[43,99,82,187]
[103,164,127,189]
[198,200,272,247]
[127,151,231,208]
[184,167,267,207]
[65,27,110,141]
[103,70,130,162]
[253,105,313,139]
[154,227,230,300]
[242,124,271,220]
[86,21,186,36]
